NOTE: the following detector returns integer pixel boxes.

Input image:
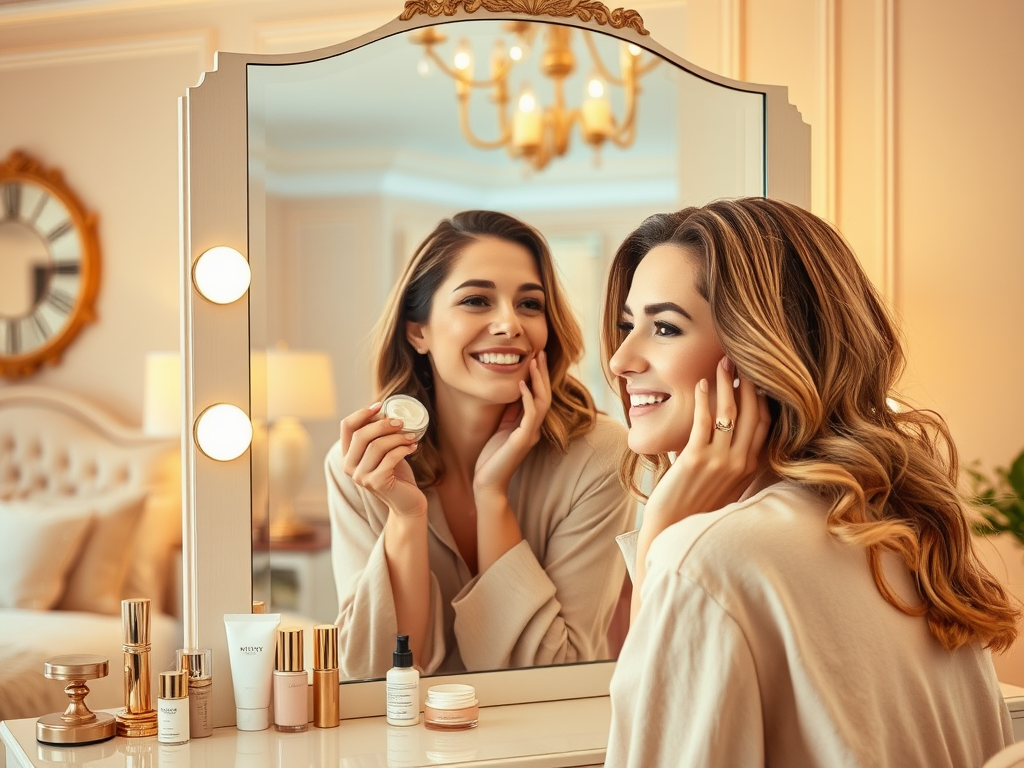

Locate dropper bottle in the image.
[386,635,420,726]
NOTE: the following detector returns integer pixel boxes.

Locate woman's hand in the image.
[630,357,770,623]
[641,356,771,542]
[340,402,427,518]
[473,351,552,495]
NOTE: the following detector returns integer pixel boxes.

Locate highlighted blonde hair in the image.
[374,210,596,488]
[601,197,1018,652]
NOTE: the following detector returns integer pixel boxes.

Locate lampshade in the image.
[264,349,337,422]
[143,351,181,437]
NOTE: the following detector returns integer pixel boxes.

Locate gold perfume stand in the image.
[36,655,116,746]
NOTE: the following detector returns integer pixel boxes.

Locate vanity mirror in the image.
[180,0,809,728]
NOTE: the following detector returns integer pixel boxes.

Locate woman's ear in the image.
[405,321,428,355]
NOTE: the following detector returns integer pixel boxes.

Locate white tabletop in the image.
[1,696,610,768]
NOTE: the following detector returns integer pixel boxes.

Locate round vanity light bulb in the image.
[627,43,642,57]
[509,44,523,61]
[587,77,605,99]
[192,246,251,304]
[194,403,253,461]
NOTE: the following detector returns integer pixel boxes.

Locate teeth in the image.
[630,393,665,406]
[476,353,522,365]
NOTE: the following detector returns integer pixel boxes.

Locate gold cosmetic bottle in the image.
[115,598,158,737]
[313,625,339,728]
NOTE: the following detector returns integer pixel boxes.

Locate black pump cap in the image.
[393,634,413,668]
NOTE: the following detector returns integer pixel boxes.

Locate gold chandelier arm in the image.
[607,76,639,148]
[582,32,627,86]
[636,57,662,76]
[423,47,513,89]
[456,90,512,150]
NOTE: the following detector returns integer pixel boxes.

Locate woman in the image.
[602,198,1018,767]
[326,210,632,678]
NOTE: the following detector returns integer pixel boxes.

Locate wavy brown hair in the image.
[601,197,1018,652]
[374,210,596,488]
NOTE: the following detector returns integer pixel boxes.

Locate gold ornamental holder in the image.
[36,655,116,746]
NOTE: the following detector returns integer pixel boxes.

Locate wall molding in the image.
[0,29,214,70]
[253,10,397,54]
[719,0,742,79]
[817,0,836,221]
[875,0,896,306]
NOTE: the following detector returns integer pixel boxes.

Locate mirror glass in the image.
[245,18,764,682]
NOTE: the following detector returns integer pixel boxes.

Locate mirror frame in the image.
[180,0,810,728]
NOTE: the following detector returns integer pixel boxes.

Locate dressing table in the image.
[2,697,608,768]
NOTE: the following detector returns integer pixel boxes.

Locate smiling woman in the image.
[326,210,633,679]
[181,1,810,726]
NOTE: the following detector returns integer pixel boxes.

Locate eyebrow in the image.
[453,279,545,293]
[621,302,693,321]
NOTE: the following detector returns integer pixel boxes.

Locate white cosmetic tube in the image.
[224,613,281,731]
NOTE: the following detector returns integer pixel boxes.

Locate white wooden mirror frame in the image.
[179,0,810,728]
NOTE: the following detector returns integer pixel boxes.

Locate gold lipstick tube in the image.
[115,599,158,737]
[312,625,339,728]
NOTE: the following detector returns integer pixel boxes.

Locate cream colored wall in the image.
[3,0,1023,679]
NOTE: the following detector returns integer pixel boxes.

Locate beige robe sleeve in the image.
[606,566,765,768]
[451,420,633,670]
[324,443,446,678]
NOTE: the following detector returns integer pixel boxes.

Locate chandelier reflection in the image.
[411,22,659,171]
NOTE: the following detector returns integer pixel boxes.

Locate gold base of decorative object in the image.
[115,709,158,738]
[35,655,117,746]
[36,711,116,746]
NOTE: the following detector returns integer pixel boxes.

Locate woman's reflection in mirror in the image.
[603,198,1018,767]
[325,210,633,679]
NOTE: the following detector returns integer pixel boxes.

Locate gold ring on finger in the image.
[714,418,735,433]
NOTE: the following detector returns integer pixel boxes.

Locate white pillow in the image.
[0,504,94,610]
[57,491,147,614]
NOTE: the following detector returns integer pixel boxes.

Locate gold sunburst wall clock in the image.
[0,150,101,379]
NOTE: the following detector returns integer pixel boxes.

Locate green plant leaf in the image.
[1009,448,1024,496]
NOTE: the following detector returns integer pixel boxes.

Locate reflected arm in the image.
[452,418,633,670]
[325,445,446,677]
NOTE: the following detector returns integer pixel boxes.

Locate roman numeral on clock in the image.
[1,182,21,220]
[45,289,76,315]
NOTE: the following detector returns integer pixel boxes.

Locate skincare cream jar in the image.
[381,394,429,441]
[423,684,478,731]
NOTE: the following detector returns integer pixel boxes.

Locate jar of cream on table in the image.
[423,684,479,731]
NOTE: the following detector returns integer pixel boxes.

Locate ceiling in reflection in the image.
[248,20,683,210]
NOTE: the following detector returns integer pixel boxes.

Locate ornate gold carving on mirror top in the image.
[400,0,649,35]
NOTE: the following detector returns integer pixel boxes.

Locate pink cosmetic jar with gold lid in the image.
[423,684,479,731]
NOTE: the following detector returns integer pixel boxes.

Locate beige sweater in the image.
[607,481,1013,768]
[325,414,633,679]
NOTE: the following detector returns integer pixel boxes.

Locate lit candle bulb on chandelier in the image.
[581,75,612,143]
[512,83,542,151]
[453,39,473,73]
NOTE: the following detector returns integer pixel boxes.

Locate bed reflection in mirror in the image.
[245,18,765,681]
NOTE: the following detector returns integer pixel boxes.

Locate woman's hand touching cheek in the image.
[632,357,770,622]
[473,351,552,496]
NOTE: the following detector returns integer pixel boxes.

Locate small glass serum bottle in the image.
[386,634,420,726]
[274,627,308,732]
[157,670,189,744]
[176,648,213,738]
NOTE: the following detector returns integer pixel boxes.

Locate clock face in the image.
[0,151,100,379]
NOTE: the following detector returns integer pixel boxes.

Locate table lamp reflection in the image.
[263,349,337,542]
[143,351,181,438]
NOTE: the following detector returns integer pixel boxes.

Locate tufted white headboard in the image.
[0,385,181,615]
